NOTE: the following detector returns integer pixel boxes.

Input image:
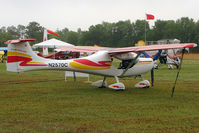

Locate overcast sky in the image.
[1,0,198,31]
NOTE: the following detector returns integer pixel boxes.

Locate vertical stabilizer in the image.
[5,39,49,72]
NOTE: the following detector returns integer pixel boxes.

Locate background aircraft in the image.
[0,47,7,63]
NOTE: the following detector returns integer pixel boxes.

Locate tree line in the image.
[0,17,199,52]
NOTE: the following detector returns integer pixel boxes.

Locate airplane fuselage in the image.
[9,49,154,77]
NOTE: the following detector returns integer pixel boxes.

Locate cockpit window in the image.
[118,59,138,69]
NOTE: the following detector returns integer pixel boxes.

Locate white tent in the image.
[33,38,74,48]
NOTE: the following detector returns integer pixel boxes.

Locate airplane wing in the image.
[57,43,197,54]
[108,43,197,54]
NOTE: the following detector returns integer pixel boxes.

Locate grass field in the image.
[0,55,199,132]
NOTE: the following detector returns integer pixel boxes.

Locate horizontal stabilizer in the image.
[5,39,35,44]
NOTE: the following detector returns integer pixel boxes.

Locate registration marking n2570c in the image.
[48,63,68,68]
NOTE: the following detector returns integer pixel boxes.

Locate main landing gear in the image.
[92,75,151,90]
[108,76,125,90]
[135,80,150,88]
[92,76,125,90]
[92,76,107,88]
[134,75,151,88]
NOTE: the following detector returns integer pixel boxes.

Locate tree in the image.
[111,20,134,47]
[133,20,149,43]
[1,18,199,52]
[0,27,13,46]
[82,24,108,46]
[153,20,168,40]
[66,31,80,45]
[176,17,195,42]
[17,25,27,38]
[7,26,19,38]
[26,22,43,44]
[56,28,69,42]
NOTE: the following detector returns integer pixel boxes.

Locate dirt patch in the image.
[184,53,199,60]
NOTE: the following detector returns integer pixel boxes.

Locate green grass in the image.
[0,60,199,133]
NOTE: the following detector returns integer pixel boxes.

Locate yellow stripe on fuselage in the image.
[70,62,110,70]
[136,62,152,65]
[27,62,46,64]
[7,52,31,58]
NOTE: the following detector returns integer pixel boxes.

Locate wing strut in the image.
[121,52,142,77]
[73,71,76,82]
[151,50,162,86]
[151,68,154,86]
[171,48,185,97]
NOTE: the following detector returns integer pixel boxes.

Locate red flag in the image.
[47,29,60,37]
[146,14,155,20]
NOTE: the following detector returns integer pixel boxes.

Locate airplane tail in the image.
[5,39,49,72]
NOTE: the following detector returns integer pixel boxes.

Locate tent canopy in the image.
[33,38,74,48]
[0,47,8,52]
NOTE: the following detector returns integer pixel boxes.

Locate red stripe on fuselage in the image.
[7,56,47,66]
[74,59,112,67]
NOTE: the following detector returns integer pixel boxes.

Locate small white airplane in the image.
[143,50,182,69]
[154,50,181,69]
[5,39,197,97]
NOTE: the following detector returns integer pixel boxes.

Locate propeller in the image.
[171,48,185,97]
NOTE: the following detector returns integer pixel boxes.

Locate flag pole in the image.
[145,13,155,45]
[145,20,147,45]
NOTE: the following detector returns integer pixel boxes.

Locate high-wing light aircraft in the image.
[5,39,197,97]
